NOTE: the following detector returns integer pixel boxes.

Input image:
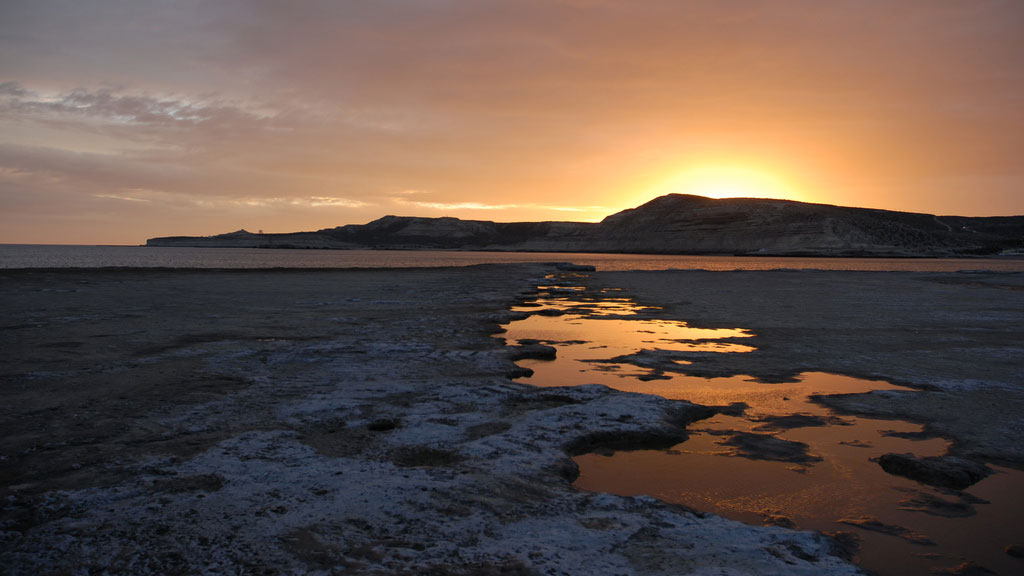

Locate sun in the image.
[646,165,802,202]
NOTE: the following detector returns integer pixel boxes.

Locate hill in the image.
[147,194,1024,257]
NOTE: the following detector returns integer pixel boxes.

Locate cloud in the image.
[391,196,606,215]
[3,1,1024,243]
[394,200,521,211]
[0,82,29,98]
[93,193,151,203]
[0,82,282,149]
[231,196,369,209]
[2,84,229,125]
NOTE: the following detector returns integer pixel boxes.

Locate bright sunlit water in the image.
[3,244,1024,271]
[501,272,1024,576]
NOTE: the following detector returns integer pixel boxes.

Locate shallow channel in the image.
[501,272,1024,576]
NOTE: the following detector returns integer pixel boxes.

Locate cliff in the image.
[146,194,1024,257]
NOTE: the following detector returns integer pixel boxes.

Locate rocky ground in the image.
[1,266,859,575]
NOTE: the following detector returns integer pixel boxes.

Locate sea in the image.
[2,244,1024,272]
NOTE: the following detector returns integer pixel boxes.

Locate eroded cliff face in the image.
[592,195,997,256]
[321,216,598,249]
[147,194,1024,256]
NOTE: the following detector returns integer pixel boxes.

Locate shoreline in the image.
[5,242,1024,262]
[142,242,1024,259]
[5,246,1024,275]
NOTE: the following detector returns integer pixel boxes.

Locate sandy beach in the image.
[2,265,1021,575]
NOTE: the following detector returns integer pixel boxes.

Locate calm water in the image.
[2,244,1024,271]
[500,272,1024,576]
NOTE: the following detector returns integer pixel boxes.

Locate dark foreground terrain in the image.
[1,265,1022,574]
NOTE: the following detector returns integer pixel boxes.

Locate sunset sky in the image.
[2,1,1023,244]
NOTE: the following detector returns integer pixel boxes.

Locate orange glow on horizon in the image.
[645,165,805,204]
[2,3,1023,244]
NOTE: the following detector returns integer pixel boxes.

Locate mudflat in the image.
[2,265,1021,574]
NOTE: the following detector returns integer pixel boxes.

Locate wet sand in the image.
[2,266,1021,574]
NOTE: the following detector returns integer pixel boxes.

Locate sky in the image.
[1,1,1023,244]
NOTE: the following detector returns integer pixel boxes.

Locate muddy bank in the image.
[0,266,859,575]
[587,270,1024,467]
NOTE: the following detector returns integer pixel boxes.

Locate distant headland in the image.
[147,194,1024,257]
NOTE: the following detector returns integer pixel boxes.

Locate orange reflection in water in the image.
[503,314,754,389]
[503,277,1024,576]
[577,374,948,518]
[513,295,659,317]
[609,372,900,416]
[574,373,1024,576]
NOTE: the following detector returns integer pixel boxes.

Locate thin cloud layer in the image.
[0,83,260,127]
[391,198,608,214]
[1,1,1023,243]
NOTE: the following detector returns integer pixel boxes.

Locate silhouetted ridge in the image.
[147,194,1024,257]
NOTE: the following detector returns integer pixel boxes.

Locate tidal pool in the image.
[502,273,1024,576]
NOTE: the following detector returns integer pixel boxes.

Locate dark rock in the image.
[503,392,581,413]
[636,371,671,382]
[897,491,977,517]
[554,263,596,272]
[782,542,818,562]
[751,412,851,432]
[761,512,796,529]
[509,343,557,361]
[389,446,462,468]
[152,473,226,493]
[665,403,720,426]
[823,531,861,561]
[877,453,992,490]
[880,429,936,440]
[715,402,749,417]
[505,366,534,379]
[464,420,512,440]
[837,516,935,545]
[933,561,996,575]
[564,429,688,457]
[367,418,399,432]
[838,439,873,448]
[713,431,822,464]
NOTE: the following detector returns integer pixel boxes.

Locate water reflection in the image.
[575,372,950,521]
[501,272,1024,576]
[506,281,754,388]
